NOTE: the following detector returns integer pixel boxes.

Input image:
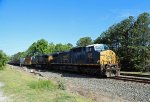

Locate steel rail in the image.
[110,76,150,84]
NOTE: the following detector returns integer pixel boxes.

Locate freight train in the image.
[9,44,120,77]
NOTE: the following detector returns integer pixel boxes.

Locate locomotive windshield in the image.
[94,44,109,51]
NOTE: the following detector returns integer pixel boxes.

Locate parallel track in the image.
[110,76,150,84]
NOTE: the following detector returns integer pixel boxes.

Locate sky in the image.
[0,0,150,55]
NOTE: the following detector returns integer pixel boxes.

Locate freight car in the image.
[10,44,120,77]
[24,56,32,66]
[32,54,53,68]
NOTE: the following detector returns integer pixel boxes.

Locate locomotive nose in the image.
[100,50,117,65]
[100,50,119,77]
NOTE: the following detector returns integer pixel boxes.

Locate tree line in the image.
[9,12,150,71]
[11,39,73,61]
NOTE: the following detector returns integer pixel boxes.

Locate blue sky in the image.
[0,0,150,55]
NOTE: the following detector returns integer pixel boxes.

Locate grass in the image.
[0,66,92,102]
[0,66,5,70]
[29,80,57,90]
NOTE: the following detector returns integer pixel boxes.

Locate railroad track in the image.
[110,76,150,84]
[120,73,150,78]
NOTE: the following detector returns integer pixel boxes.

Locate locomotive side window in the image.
[94,44,109,51]
[86,46,93,52]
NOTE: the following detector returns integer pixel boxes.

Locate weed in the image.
[29,80,56,90]
[58,80,66,90]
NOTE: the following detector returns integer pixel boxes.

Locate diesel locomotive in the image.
[10,44,120,77]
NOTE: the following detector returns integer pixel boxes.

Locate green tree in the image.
[129,12,150,70]
[76,37,93,47]
[54,43,72,52]
[0,50,8,70]
[26,42,37,56]
[11,38,74,60]
[36,39,49,54]
[94,12,150,71]
[48,43,56,54]
[67,43,73,48]
[10,52,25,61]
[26,39,49,56]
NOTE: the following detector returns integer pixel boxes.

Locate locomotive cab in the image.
[86,44,119,77]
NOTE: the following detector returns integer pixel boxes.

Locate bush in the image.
[0,50,8,70]
[143,64,150,72]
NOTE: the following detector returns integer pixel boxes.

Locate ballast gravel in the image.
[11,65,150,102]
[42,71,150,102]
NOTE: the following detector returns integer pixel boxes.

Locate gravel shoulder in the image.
[10,65,150,102]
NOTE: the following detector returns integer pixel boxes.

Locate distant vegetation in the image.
[11,12,150,72]
[0,50,9,70]
[11,39,73,61]
[11,37,93,61]
[76,36,93,47]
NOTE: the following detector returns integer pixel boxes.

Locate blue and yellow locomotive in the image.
[11,44,119,77]
[50,44,119,77]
